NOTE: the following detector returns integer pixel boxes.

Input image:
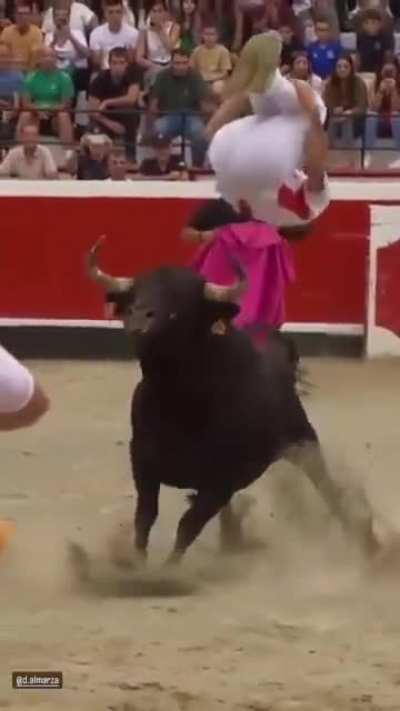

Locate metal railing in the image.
[1,108,400,172]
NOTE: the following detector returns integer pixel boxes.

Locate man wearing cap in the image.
[139,133,188,180]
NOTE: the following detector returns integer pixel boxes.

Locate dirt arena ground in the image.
[0,357,400,711]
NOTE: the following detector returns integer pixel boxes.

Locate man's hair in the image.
[361,8,383,23]
[172,47,190,60]
[109,46,129,62]
[15,1,34,11]
[105,0,123,8]
[203,23,218,32]
[109,146,127,159]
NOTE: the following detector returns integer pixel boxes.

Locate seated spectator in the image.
[365,59,400,148]
[291,0,313,26]
[139,132,188,178]
[44,6,90,95]
[0,43,24,142]
[91,0,136,26]
[324,55,368,147]
[17,46,75,152]
[42,0,98,35]
[0,122,58,178]
[303,16,317,45]
[136,1,180,89]
[307,18,342,79]
[149,48,210,167]
[107,145,129,179]
[73,132,112,179]
[350,0,393,32]
[1,1,43,72]
[279,23,304,73]
[177,0,201,55]
[312,0,340,37]
[88,46,142,159]
[190,24,231,98]
[233,0,300,52]
[90,0,139,71]
[289,51,323,92]
[356,9,394,81]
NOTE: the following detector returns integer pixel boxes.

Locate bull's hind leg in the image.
[285,441,379,557]
[219,496,255,552]
[220,501,244,552]
[167,489,232,565]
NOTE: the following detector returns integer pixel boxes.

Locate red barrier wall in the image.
[0,188,372,327]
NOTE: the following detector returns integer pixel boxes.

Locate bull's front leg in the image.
[133,475,160,563]
[131,442,160,563]
[285,441,380,557]
[167,489,232,565]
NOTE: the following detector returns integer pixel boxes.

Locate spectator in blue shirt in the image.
[0,44,24,103]
[307,19,342,80]
[0,43,24,142]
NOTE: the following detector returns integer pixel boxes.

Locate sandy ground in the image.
[1,357,400,711]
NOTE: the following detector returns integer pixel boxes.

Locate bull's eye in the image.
[169,313,177,320]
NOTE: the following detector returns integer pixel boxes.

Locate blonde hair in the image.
[223,31,282,99]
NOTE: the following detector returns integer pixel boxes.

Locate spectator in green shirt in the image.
[17,46,75,151]
[149,48,212,167]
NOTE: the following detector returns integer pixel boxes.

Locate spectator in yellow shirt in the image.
[190,24,232,98]
[1,1,43,71]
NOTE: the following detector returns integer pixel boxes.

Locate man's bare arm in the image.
[303,109,328,193]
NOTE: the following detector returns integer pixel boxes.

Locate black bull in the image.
[87,238,379,565]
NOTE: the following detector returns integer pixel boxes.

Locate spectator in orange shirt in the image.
[1,1,43,71]
[191,24,232,98]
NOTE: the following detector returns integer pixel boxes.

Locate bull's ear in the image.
[105,289,134,317]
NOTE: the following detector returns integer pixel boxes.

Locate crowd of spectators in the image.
[0,0,400,179]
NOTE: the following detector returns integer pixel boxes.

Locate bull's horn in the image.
[86,236,134,292]
[204,276,246,303]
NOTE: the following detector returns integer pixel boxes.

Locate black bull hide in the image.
[87,244,379,565]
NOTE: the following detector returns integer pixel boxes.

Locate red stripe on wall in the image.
[376,238,400,336]
[0,196,370,324]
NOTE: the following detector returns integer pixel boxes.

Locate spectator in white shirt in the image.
[42,0,98,35]
[44,6,90,94]
[107,145,129,179]
[89,0,139,70]
[0,123,58,179]
[136,0,180,88]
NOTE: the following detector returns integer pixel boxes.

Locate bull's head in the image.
[86,237,247,355]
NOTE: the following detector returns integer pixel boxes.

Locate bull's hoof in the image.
[133,548,147,570]
[220,534,266,556]
[67,541,91,583]
[164,551,183,567]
